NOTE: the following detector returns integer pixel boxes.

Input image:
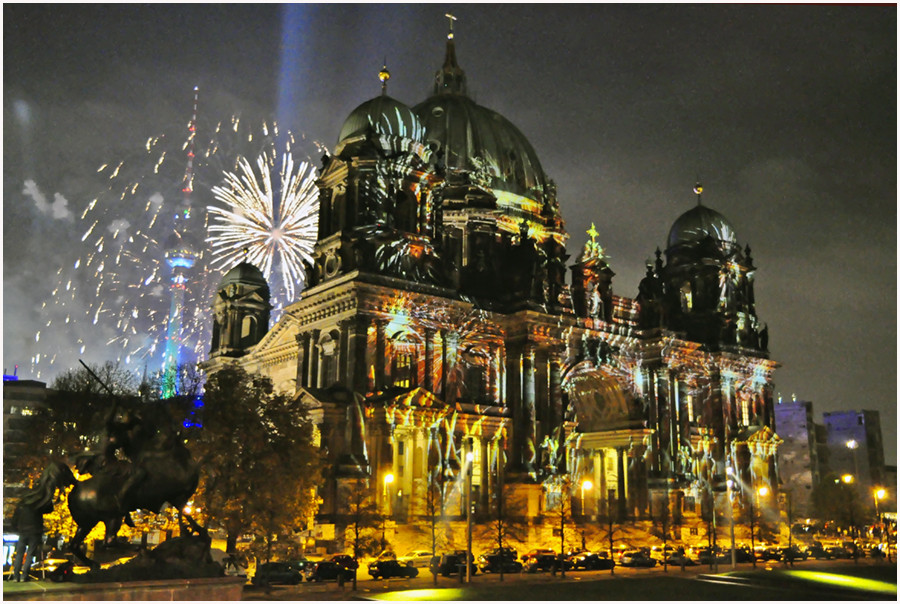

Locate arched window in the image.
[319,331,340,387]
[391,332,419,388]
[239,315,257,347]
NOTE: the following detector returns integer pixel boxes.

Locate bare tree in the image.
[477,476,527,582]
[649,486,672,572]
[343,477,381,590]
[542,476,578,578]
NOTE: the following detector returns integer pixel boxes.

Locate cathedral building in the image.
[205,25,780,549]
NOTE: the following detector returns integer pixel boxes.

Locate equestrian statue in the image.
[36,362,200,566]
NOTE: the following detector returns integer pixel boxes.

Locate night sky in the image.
[4,5,896,462]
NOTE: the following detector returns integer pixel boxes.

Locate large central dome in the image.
[413,34,551,200]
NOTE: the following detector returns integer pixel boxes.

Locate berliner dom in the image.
[205,21,778,552]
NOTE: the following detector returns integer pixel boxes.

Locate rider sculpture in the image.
[41,394,199,565]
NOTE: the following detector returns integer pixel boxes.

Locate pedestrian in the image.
[11,500,44,582]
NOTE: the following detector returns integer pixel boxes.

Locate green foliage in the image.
[7,362,139,489]
[187,364,322,561]
[342,478,383,559]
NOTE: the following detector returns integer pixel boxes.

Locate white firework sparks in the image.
[208,151,319,309]
[34,112,323,382]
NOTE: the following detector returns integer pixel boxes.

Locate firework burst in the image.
[208,150,319,309]
[33,109,322,383]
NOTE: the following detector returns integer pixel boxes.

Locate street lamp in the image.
[842,473,854,484]
[465,439,474,584]
[581,480,593,517]
[382,473,394,550]
[874,488,886,519]
[846,440,860,486]
[749,485,769,569]
[726,467,736,570]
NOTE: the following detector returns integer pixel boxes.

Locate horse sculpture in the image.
[39,399,200,566]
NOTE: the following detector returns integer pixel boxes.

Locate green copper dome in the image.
[337,94,425,150]
[667,204,738,249]
[414,94,549,198]
[220,262,268,289]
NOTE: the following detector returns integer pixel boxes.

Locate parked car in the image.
[696,547,728,565]
[566,550,615,571]
[711,547,753,564]
[252,561,303,586]
[329,554,359,570]
[397,550,433,568]
[807,542,832,559]
[304,560,355,582]
[663,551,697,566]
[432,551,477,577]
[781,545,808,562]
[478,548,522,573]
[758,546,782,561]
[620,550,657,567]
[826,546,850,559]
[522,549,558,573]
[368,559,419,580]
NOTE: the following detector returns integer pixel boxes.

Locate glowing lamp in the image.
[841,474,854,484]
[582,480,593,492]
[845,439,858,450]
[875,488,886,500]
[757,486,769,497]
[384,473,395,485]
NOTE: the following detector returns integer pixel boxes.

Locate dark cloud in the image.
[3,4,895,461]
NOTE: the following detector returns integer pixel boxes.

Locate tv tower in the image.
[161,86,201,398]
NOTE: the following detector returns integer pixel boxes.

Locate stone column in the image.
[442,330,459,401]
[549,351,563,426]
[295,333,309,390]
[617,447,627,521]
[424,328,435,392]
[522,346,536,470]
[338,319,352,386]
[352,315,369,393]
[505,343,522,470]
[307,329,320,389]
[375,319,388,391]
[440,330,449,397]
[490,346,501,405]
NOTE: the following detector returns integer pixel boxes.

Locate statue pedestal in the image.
[2,576,245,601]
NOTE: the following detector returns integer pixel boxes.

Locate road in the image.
[242,558,897,601]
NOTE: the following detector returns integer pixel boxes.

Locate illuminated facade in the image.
[206,27,779,547]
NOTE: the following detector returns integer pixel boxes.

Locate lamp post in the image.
[874,488,886,549]
[581,480,593,550]
[465,438,474,584]
[874,488,886,519]
[382,473,394,550]
[749,485,769,569]
[726,467,736,570]
[581,480,593,517]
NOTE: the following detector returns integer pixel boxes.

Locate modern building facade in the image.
[822,410,886,500]
[204,26,780,550]
[773,399,819,517]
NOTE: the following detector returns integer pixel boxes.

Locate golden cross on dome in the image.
[445,13,457,39]
[587,222,598,244]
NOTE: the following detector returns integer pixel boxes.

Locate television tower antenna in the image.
[182,86,199,196]
[162,85,201,398]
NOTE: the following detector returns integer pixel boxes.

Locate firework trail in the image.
[33,111,322,383]
[208,150,319,308]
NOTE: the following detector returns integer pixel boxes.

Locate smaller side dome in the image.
[667,204,738,249]
[220,262,268,289]
[337,95,426,151]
